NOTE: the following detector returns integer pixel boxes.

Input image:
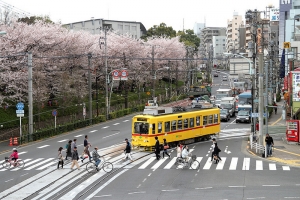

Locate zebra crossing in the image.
[0,154,291,172]
[219,128,250,138]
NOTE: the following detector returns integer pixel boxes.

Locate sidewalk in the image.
[247,99,300,168]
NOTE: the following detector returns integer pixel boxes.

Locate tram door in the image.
[196,115,202,136]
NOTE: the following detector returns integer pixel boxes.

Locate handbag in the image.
[164,145,169,149]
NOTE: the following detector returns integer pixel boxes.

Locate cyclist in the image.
[10,148,19,166]
[181,145,190,164]
[92,147,101,171]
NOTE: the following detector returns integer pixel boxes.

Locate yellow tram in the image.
[131,106,220,151]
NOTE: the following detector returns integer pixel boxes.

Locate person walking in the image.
[265,133,274,156]
[154,136,161,160]
[177,144,182,157]
[81,143,92,163]
[65,140,72,160]
[212,143,221,164]
[162,138,170,159]
[84,135,89,148]
[211,138,222,162]
[57,147,64,169]
[273,102,278,114]
[71,139,77,154]
[123,138,133,161]
[70,146,80,170]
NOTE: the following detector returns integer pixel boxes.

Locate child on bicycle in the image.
[10,148,19,166]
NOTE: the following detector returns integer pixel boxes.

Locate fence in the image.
[249,133,267,157]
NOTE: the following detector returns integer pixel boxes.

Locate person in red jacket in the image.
[10,148,19,166]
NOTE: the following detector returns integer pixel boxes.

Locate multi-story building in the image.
[64,18,147,39]
[226,12,244,53]
[212,36,226,65]
[193,23,206,38]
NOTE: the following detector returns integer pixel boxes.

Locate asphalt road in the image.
[1,71,299,200]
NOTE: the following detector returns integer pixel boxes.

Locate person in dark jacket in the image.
[70,146,80,170]
[123,138,133,161]
[84,135,89,147]
[265,133,274,156]
[212,143,221,164]
[155,136,161,160]
[65,140,72,160]
[162,138,170,159]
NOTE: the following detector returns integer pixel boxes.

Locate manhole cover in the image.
[274,146,286,149]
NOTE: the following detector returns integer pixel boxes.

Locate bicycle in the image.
[175,155,199,170]
[2,157,25,169]
[86,156,113,173]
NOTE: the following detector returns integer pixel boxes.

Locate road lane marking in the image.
[58,139,68,143]
[37,145,49,149]
[102,126,109,129]
[89,130,97,133]
[203,157,212,170]
[271,116,282,126]
[162,189,179,192]
[113,123,120,125]
[103,132,120,139]
[74,134,82,137]
[163,157,177,169]
[195,187,212,190]
[262,185,280,187]
[246,197,265,199]
[148,173,151,176]
[284,197,300,199]
[152,158,168,171]
[228,186,246,188]
[128,191,145,194]
[138,157,156,169]
[242,158,250,170]
[21,173,28,177]
[256,160,263,170]
[282,166,290,171]
[24,158,54,170]
[94,195,112,198]
[18,151,27,155]
[216,157,226,170]
[85,169,128,200]
[269,163,276,170]
[5,179,13,183]
[123,120,129,122]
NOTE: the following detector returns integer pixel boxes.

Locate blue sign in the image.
[16,102,24,110]
[52,110,57,117]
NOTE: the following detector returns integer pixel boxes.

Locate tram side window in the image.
[152,123,156,134]
[134,122,149,134]
[184,119,189,129]
[190,118,194,128]
[208,115,213,124]
[165,121,170,132]
[171,120,177,131]
[158,122,162,133]
[214,114,218,123]
[203,116,207,125]
[196,116,200,126]
[178,120,182,130]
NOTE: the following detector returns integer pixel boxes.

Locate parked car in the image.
[214,73,218,77]
[220,109,230,122]
[236,110,251,123]
[222,76,228,81]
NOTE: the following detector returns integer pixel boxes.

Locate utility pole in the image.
[152,46,155,99]
[28,52,33,138]
[168,60,171,99]
[104,28,109,119]
[258,53,264,152]
[88,53,92,123]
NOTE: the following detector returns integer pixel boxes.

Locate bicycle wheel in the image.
[2,161,11,169]
[189,160,200,170]
[102,162,113,173]
[175,157,181,165]
[17,160,25,168]
[86,162,97,173]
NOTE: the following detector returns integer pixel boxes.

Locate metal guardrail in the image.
[249,134,266,157]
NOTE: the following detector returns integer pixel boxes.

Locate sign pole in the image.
[55,116,56,129]
[19,117,22,145]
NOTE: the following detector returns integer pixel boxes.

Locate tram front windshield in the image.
[134,122,149,134]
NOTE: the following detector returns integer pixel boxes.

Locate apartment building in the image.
[226,12,244,53]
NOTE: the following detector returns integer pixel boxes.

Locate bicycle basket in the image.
[191,155,197,161]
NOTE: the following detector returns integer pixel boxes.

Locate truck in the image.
[220,97,236,117]
[188,85,211,100]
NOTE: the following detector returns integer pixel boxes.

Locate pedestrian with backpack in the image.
[65,140,72,160]
[57,147,64,169]
[123,138,133,161]
[70,146,80,170]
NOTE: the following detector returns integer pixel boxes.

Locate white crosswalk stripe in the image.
[0,156,292,172]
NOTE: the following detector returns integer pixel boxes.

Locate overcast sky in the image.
[4,0,279,31]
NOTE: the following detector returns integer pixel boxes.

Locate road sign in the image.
[121,70,128,80]
[251,113,259,118]
[16,102,24,110]
[52,110,57,117]
[17,114,24,117]
[283,42,291,49]
[112,70,120,81]
[16,110,24,114]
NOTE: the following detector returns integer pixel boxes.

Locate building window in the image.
[223,44,225,46]
[216,39,218,41]
[132,26,137,31]
[235,23,237,25]
[216,44,219,46]
[118,24,123,30]
[235,18,237,20]
[125,25,130,30]
[223,39,225,42]
[235,28,237,30]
